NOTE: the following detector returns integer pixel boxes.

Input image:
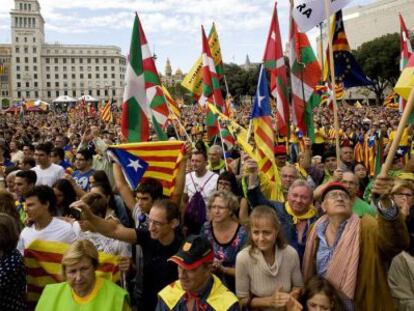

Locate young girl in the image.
[236,205,303,310]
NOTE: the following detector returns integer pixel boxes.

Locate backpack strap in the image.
[189,172,216,194]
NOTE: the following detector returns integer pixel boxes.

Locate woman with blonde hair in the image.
[35,239,130,310]
[200,190,247,292]
[391,178,414,220]
[236,205,303,310]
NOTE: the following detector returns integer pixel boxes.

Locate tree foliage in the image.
[221,63,259,103]
[353,33,400,104]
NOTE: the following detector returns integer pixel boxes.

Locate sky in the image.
[0,0,376,74]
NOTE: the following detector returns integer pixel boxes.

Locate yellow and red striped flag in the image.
[101,100,113,123]
[24,240,121,307]
[109,141,185,197]
[161,85,181,119]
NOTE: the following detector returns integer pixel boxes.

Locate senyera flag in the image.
[24,240,121,308]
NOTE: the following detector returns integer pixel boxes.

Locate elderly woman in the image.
[236,205,303,310]
[0,213,26,310]
[390,178,414,220]
[303,180,409,310]
[200,190,247,292]
[35,239,130,311]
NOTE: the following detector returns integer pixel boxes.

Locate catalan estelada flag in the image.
[24,240,121,307]
[108,141,185,196]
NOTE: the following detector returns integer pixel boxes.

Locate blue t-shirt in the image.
[72,169,95,191]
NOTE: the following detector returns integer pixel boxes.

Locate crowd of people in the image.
[0,101,413,311]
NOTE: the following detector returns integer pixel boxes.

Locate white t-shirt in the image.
[18,217,77,253]
[72,222,131,257]
[32,163,65,186]
[184,171,219,206]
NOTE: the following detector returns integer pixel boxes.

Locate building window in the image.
[103,66,107,71]
[72,90,76,97]
[46,74,50,79]
[96,73,100,79]
[64,90,68,95]
[25,66,29,71]
[26,82,30,87]
[15,18,18,27]
[46,58,50,64]
[24,47,28,53]
[34,82,38,87]
[87,66,91,72]
[16,57,20,63]
[46,66,50,72]
[88,74,92,79]
[24,37,27,43]
[104,74,107,79]
[87,58,91,64]
[79,58,83,64]
[15,47,20,53]
[95,66,99,71]
[72,74,75,79]
[63,66,67,72]
[111,66,115,71]
[80,66,84,71]
[17,82,21,87]
[111,58,115,64]
[56,91,59,97]
[103,59,107,64]
[95,58,99,63]
[47,82,50,87]
[63,58,67,64]
[54,66,58,72]
[111,73,115,78]
[80,73,84,79]
[16,74,21,79]
[63,74,67,79]
[35,91,38,98]
[33,37,36,43]
[47,91,51,98]
[71,66,75,71]
[55,74,59,79]
[25,91,30,98]
[55,82,59,87]
[33,57,37,63]
[34,73,37,78]
[71,58,75,64]
[112,89,116,96]
[33,47,37,53]
[97,90,100,96]
[17,91,21,98]
[54,58,58,64]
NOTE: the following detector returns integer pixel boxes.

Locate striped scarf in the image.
[303,214,360,300]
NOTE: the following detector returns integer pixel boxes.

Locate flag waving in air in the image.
[263,2,290,136]
[181,23,224,98]
[100,100,113,123]
[289,13,321,140]
[200,25,226,139]
[325,11,372,88]
[122,13,168,142]
[292,0,352,32]
[399,14,413,112]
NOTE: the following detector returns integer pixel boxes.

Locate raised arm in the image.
[73,200,137,244]
[113,162,137,211]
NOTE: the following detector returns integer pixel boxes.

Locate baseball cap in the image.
[168,235,214,270]
[321,182,350,201]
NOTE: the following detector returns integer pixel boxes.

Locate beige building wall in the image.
[6,0,126,104]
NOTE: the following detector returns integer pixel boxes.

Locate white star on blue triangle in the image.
[250,65,272,119]
[108,148,148,190]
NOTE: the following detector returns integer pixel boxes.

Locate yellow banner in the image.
[181,23,223,97]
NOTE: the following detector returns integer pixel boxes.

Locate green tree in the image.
[353,33,400,104]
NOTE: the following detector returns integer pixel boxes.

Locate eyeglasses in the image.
[325,192,350,200]
[394,192,414,198]
[148,218,168,227]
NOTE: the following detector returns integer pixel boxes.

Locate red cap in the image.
[273,145,287,155]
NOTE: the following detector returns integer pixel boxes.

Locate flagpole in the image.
[324,0,341,166]
[380,87,414,177]
[319,22,324,81]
